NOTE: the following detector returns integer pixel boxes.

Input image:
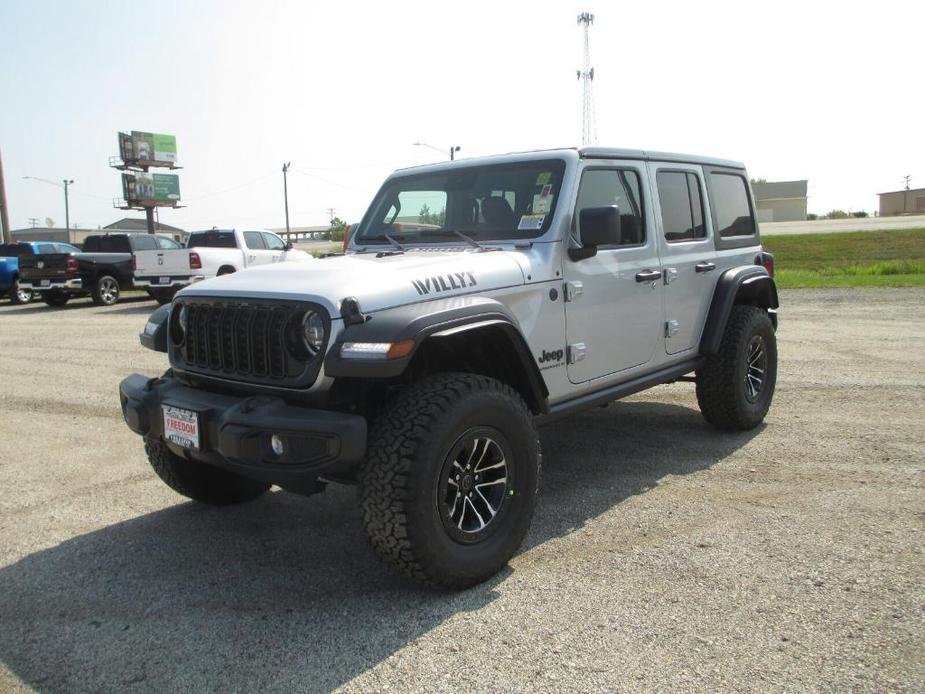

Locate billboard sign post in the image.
[112,129,183,233]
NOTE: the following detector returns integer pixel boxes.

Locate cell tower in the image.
[577,12,597,146]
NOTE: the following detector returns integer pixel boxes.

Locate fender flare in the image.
[324,297,549,411]
[700,266,778,356]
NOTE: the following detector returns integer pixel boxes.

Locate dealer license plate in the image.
[163,405,200,450]
[158,276,170,285]
[40,279,50,287]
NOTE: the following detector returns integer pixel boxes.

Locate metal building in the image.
[751,180,808,223]
[878,187,925,216]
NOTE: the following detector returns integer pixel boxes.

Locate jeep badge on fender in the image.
[119,147,778,589]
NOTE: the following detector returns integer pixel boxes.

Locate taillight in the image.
[131,255,136,272]
[757,252,774,277]
[342,225,353,253]
[66,256,79,273]
[189,252,202,269]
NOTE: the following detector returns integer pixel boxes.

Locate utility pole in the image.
[28,217,39,228]
[903,175,911,214]
[577,12,597,146]
[63,179,74,232]
[0,148,11,243]
[414,142,461,161]
[326,207,336,224]
[282,162,291,237]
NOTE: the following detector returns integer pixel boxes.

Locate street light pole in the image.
[282,162,291,238]
[0,148,11,243]
[413,142,462,161]
[63,179,74,232]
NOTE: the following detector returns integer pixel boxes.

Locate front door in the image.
[650,164,718,354]
[563,164,664,383]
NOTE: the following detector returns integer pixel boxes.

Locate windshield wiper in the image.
[360,232,405,253]
[449,229,487,251]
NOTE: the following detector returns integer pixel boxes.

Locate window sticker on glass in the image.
[532,194,554,214]
[518,214,546,231]
[536,172,552,185]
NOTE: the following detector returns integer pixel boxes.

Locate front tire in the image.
[10,280,32,304]
[92,275,120,306]
[144,436,270,505]
[360,373,541,589]
[696,306,777,430]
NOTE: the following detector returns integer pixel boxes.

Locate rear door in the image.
[562,163,664,383]
[650,164,717,354]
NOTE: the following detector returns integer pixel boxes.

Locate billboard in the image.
[121,173,181,205]
[118,131,178,165]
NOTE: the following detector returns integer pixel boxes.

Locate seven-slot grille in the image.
[179,301,305,383]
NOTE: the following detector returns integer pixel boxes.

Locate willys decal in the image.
[411,271,476,296]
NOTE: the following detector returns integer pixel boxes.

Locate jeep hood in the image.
[178,249,526,315]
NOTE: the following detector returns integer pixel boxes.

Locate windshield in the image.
[355,159,566,245]
[187,231,236,249]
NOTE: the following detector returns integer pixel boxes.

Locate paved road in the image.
[760,214,925,235]
[0,290,922,692]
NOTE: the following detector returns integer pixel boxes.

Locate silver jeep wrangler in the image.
[120,147,778,588]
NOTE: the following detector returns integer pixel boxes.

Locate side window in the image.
[657,171,706,242]
[133,235,157,251]
[243,231,266,250]
[155,236,180,250]
[709,173,755,237]
[37,244,58,254]
[575,169,645,247]
[55,243,79,253]
[261,232,286,251]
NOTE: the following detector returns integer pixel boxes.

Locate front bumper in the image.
[20,278,83,291]
[135,275,203,288]
[119,373,367,488]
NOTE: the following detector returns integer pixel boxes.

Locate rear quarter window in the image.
[708,173,756,238]
[187,232,237,249]
[83,236,132,252]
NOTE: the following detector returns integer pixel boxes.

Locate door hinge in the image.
[564,280,583,302]
[567,342,587,364]
[663,267,678,285]
[665,320,680,338]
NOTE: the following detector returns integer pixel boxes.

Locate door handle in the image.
[695,262,716,273]
[635,269,661,283]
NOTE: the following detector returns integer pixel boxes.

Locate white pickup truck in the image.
[133,228,312,303]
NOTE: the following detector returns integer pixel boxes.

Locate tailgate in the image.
[19,254,72,281]
[134,249,191,276]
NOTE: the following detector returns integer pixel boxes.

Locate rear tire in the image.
[9,280,32,304]
[696,306,777,430]
[360,373,540,589]
[217,266,236,276]
[144,436,270,505]
[43,291,69,307]
[148,288,176,305]
[92,274,120,306]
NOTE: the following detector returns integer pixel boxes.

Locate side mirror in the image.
[569,206,622,260]
[284,241,293,251]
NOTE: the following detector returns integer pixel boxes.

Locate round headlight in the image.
[302,310,325,355]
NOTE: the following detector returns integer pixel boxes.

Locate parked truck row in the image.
[9,229,311,307]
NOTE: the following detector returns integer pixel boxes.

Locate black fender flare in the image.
[700,266,778,356]
[324,297,549,412]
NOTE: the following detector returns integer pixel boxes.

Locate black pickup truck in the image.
[19,233,182,307]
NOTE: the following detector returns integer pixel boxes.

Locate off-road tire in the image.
[143,436,270,505]
[43,292,69,307]
[696,305,777,431]
[9,280,32,304]
[91,274,120,306]
[360,372,541,589]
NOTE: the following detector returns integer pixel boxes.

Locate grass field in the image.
[762,228,925,288]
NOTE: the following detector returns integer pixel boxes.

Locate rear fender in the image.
[700,266,778,356]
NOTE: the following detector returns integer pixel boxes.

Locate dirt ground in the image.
[0,288,922,692]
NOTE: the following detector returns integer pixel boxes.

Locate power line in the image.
[288,167,374,195]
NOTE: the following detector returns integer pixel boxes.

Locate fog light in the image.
[271,434,285,456]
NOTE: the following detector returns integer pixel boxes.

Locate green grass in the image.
[762,228,925,288]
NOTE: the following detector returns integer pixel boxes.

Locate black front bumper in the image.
[119,374,367,488]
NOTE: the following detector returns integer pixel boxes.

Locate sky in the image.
[1,0,923,232]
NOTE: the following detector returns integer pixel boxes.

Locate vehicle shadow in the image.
[0,399,760,692]
[0,295,152,316]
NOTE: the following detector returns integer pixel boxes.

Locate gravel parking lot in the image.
[0,288,922,692]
